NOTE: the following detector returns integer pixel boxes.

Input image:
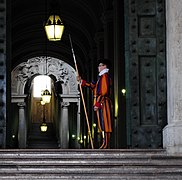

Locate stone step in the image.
[27,123,58,148]
[0,174,181,180]
[0,158,181,166]
[0,149,168,159]
[0,149,181,179]
[27,141,58,149]
[0,166,181,174]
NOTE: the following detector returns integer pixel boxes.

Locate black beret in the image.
[98,58,111,68]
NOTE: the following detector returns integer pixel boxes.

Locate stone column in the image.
[18,102,26,148]
[75,100,81,149]
[163,0,182,155]
[59,102,69,148]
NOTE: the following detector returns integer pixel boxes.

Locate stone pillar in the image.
[76,100,81,148]
[59,102,69,148]
[18,102,26,148]
[163,0,182,155]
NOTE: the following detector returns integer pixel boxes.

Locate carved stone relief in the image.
[11,56,79,95]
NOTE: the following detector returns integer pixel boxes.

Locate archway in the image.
[11,56,80,148]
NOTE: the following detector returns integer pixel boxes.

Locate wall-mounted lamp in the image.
[93,123,96,128]
[121,89,126,96]
[72,134,76,140]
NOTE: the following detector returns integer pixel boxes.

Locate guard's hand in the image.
[77,76,81,82]
[94,106,98,111]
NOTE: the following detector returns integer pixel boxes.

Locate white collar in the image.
[99,68,109,76]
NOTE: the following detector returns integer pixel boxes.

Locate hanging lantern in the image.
[42,89,51,103]
[44,15,64,41]
[40,103,48,132]
[40,122,48,132]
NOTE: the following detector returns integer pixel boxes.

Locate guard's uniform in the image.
[81,69,112,148]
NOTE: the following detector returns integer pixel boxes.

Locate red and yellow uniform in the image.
[81,70,112,148]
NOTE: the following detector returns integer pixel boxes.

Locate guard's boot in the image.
[103,133,108,149]
[103,133,110,149]
[99,131,105,149]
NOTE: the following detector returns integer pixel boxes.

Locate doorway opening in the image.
[27,75,59,149]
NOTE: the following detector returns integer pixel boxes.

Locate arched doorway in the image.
[10,56,80,148]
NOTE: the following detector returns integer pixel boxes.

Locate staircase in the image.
[0,149,181,179]
[27,123,58,149]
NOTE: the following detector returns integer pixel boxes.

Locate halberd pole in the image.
[69,34,94,149]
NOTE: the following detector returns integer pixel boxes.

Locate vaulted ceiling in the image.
[10,0,113,73]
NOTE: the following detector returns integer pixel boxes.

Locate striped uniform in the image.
[81,72,112,133]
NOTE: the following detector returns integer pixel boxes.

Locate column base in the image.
[163,122,182,155]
